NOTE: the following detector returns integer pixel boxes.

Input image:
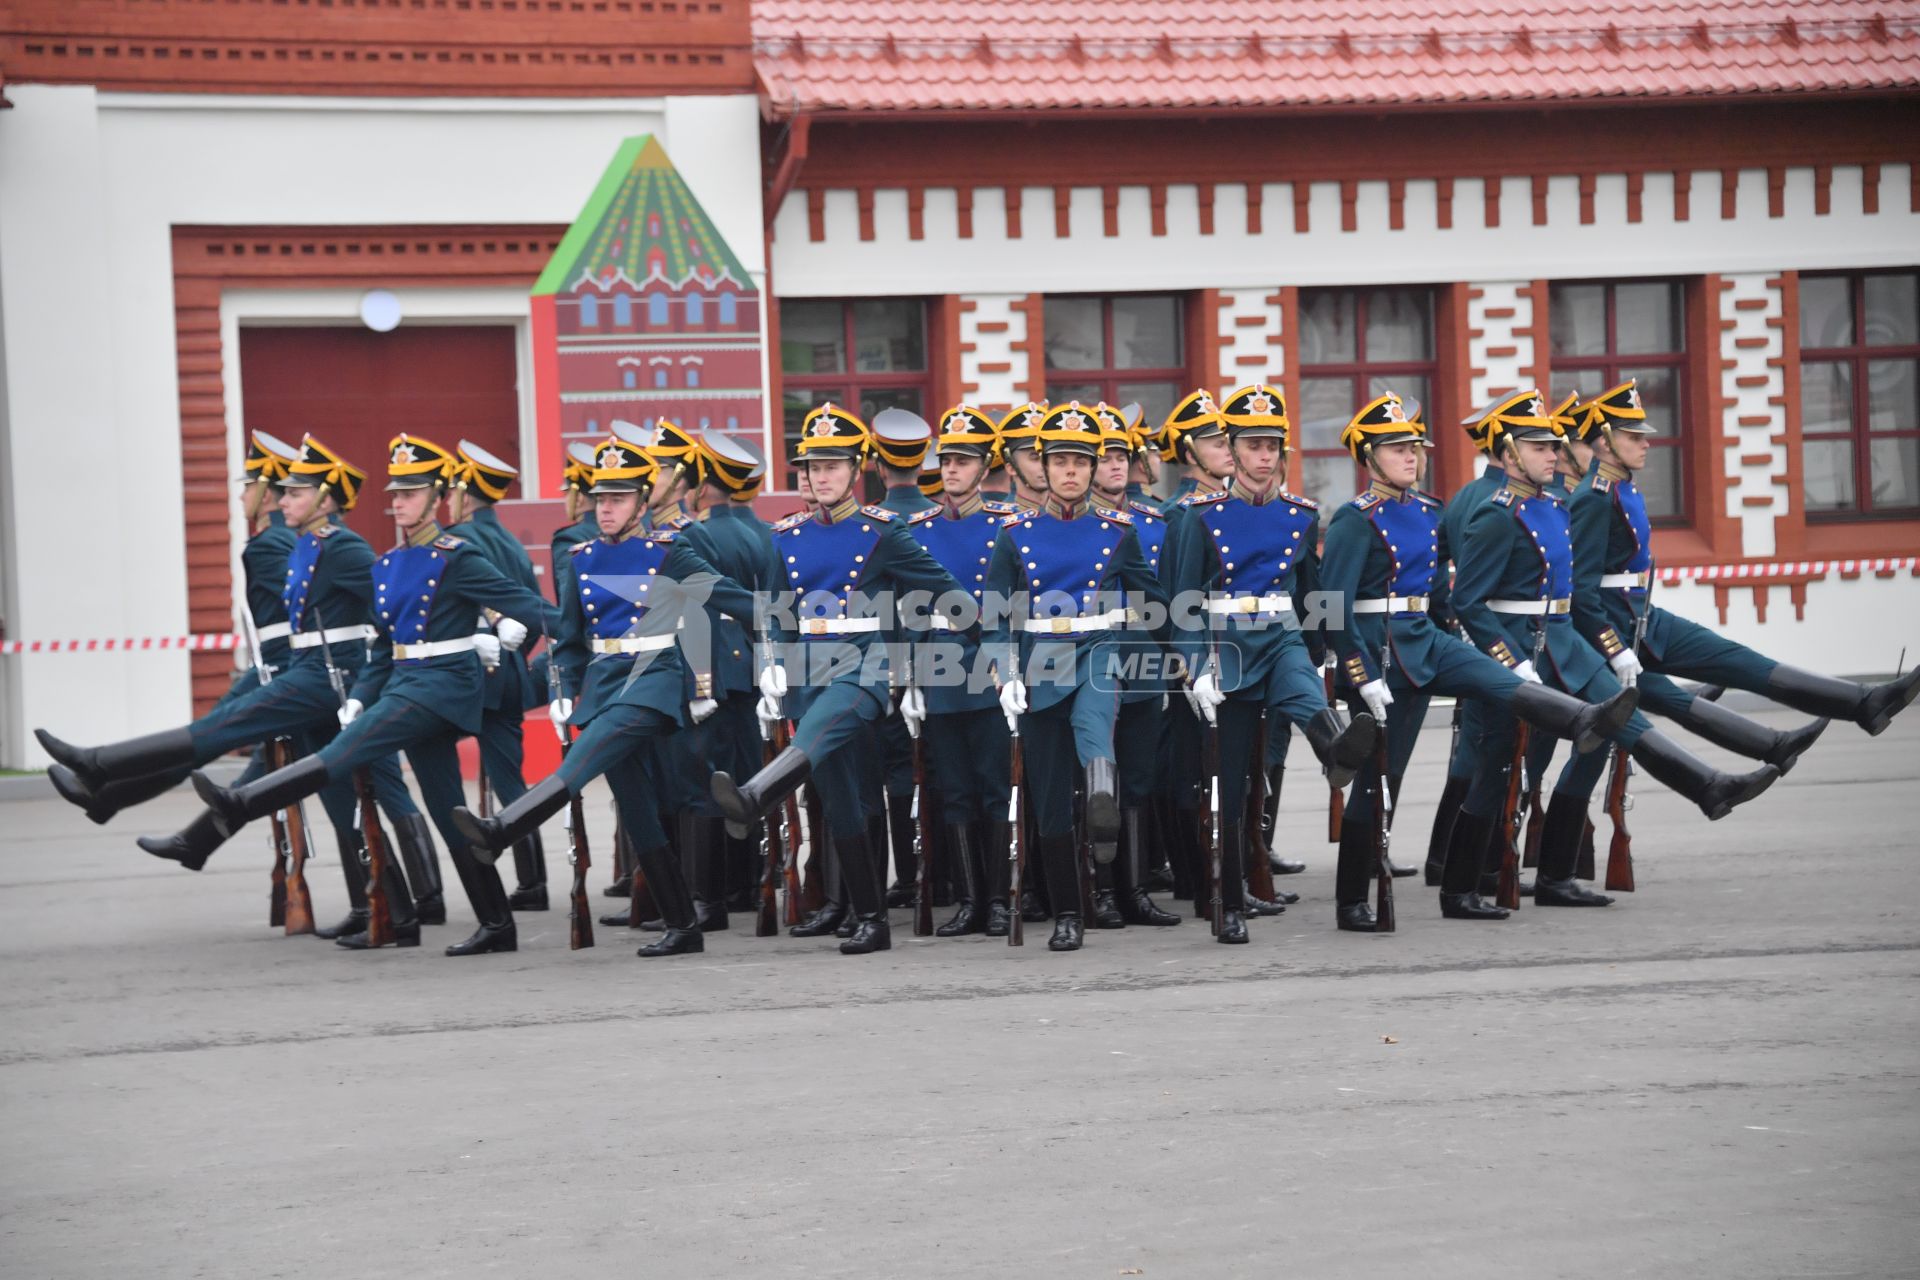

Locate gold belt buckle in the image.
[1050,618,1071,634]
[805,618,828,636]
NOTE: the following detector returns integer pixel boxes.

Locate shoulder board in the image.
[1351,492,1383,511]
[659,513,690,530]
[981,499,1020,515]
[771,511,811,534]
[998,512,1027,528]
[647,526,679,544]
[1413,490,1443,510]
[432,534,467,550]
[1127,499,1165,521]
[1490,489,1516,508]
[907,507,940,525]
[859,504,896,523]
[1178,490,1221,508]
[310,524,338,539]
[1592,475,1613,494]
[1280,491,1319,511]
[568,539,595,557]
[1092,504,1134,525]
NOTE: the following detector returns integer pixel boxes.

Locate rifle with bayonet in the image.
[1372,640,1397,933]
[243,607,314,935]
[547,643,592,950]
[1497,619,1548,911]
[313,607,393,948]
[756,717,782,938]
[1604,574,1653,893]
[1323,652,1344,842]
[1007,718,1025,947]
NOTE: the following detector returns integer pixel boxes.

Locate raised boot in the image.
[52,763,190,824]
[981,819,1013,937]
[191,755,329,840]
[1630,729,1780,820]
[444,840,518,956]
[35,726,195,795]
[136,808,227,871]
[336,852,422,949]
[392,812,446,925]
[712,745,812,839]
[1533,793,1613,907]
[1668,696,1829,775]
[1510,683,1639,755]
[312,828,371,939]
[834,830,892,956]
[1116,807,1180,926]
[935,822,983,936]
[1424,774,1468,886]
[1302,709,1377,791]
[1439,810,1510,920]
[508,830,550,912]
[1765,663,1920,736]
[636,840,705,957]
[450,775,568,861]
[1082,757,1121,846]
[789,832,847,937]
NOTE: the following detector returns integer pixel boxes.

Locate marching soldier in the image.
[997,401,1051,510]
[711,403,969,955]
[186,434,559,955]
[1450,392,1781,912]
[984,402,1171,951]
[1319,393,1640,931]
[1570,379,1920,737]
[1158,389,1233,513]
[447,440,545,913]
[1169,385,1378,942]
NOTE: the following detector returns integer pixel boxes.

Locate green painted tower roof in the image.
[533,134,756,298]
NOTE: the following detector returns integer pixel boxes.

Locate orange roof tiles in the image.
[754,1,1920,114]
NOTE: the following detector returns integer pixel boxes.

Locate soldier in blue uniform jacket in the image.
[905,405,1022,936]
[1452,391,1781,912]
[451,425,757,958]
[1156,388,1233,516]
[1318,393,1640,932]
[188,434,560,956]
[1568,378,1918,741]
[1171,384,1380,942]
[446,439,548,912]
[1090,404,1186,930]
[997,401,1052,512]
[711,403,972,956]
[984,402,1172,953]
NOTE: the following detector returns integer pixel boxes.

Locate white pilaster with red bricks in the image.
[1466,281,1533,407]
[1718,273,1788,559]
[1215,287,1283,395]
[958,293,1029,412]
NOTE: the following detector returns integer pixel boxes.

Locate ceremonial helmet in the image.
[1035,401,1104,459]
[1220,383,1290,446]
[917,452,944,498]
[281,435,368,511]
[694,429,767,502]
[589,422,660,494]
[452,440,519,501]
[869,406,934,471]
[647,417,706,486]
[934,404,999,461]
[560,440,601,497]
[1462,389,1561,459]
[241,430,301,487]
[1160,388,1226,462]
[1572,379,1656,444]
[1091,402,1135,456]
[795,402,870,463]
[996,401,1049,456]
[382,434,458,492]
[1341,392,1430,465]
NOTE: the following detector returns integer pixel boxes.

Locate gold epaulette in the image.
[1092,504,1134,525]
[908,507,940,525]
[859,505,897,522]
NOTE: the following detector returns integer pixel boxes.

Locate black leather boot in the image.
[1631,729,1780,820]
[1533,793,1613,907]
[1302,708,1377,791]
[604,820,634,897]
[712,745,812,839]
[834,829,892,955]
[1090,886,1126,929]
[885,798,916,906]
[192,755,330,840]
[1424,774,1468,886]
[444,838,517,956]
[1511,683,1639,755]
[1083,757,1120,845]
[392,812,445,925]
[1213,814,1250,942]
[35,726,196,795]
[1766,663,1920,736]
[936,822,983,936]
[508,829,550,912]
[336,849,422,949]
[1439,810,1510,920]
[52,762,189,824]
[1039,833,1085,951]
[313,828,372,939]
[789,832,847,936]
[1334,818,1376,932]
[684,814,729,932]
[1116,808,1181,926]
[982,819,1013,937]
[1668,696,1828,774]
[451,775,568,861]
[135,806,226,871]
[636,840,705,957]
[1048,913,1085,951]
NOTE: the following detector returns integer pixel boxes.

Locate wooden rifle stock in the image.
[268,797,289,928]
[1604,747,1635,892]
[775,721,804,926]
[274,740,316,935]
[357,769,395,948]
[756,733,782,938]
[1495,726,1529,911]
[1522,778,1546,869]
[1245,712,1278,904]
[552,733,591,951]
[1372,725,1396,933]
[1007,727,1025,947]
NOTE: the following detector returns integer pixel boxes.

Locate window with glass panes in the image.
[1043,294,1187,427]
[1295,287,1437,513]
[1798,270,1920,519]
[1548,280,1689,521]
[778,298,931,462]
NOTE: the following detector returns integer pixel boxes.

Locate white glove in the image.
[756,694,783,736]
[1188,669,1225,726]
[495,617,529,651]
[1608,649,1643,687]
[472,633,502,671]
[759,664,788,701]
[548,697,574,730]
[1512,660,1543,685]
[998,678,1028,730]
[900,685,927,739]
[689,696,719,724]
[1358,679,1393,723]
[337,698,363,729]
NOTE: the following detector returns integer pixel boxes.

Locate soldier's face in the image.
[1611,431,1651,471]
[1095,447,1130,498]
[278,484,320,526]
[1190,433,1233,479]
[1233,437,1282,488]
[389,486,437,530]
[1044,453,1093,502]
[1514,439,1560,486]
[940,454,984,498]
[1009,446,1047,494]
[1372,442,1422,488]
[595,491,641,535]
[805,459,856,506]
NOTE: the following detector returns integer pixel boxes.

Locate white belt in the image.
[799,617,884,637]
[1352,595,1429,615]
[1020,608,1136,635]
[1489,598,1572,615]
[391,637,477,661]
[923,616,956,631]
[590,634,677,655]
[1600,571,1651,589]
[255,622,292,643]
[290,624,376,650]
[1207,593,1292,616]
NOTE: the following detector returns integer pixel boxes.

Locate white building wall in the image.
[0,86,764,765]
[957,294,1031,410]
[1466,282,1534,407]
[1717,273,1788,560]
[1214,288,1283,394]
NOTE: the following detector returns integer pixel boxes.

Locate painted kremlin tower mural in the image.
[531,135,763,484]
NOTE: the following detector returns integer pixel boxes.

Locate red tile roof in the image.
[754,1,1920,115]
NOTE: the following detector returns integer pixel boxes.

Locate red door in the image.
[239,325,522,549]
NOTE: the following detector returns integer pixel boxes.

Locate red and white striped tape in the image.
[1657,557,1919,583]
[0,634,241,655]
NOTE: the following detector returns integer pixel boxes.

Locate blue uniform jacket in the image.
[283,515,377,685]
[452,505,542,714]
[680,505,784,700]
[1453,478,1607,691]
[905,496,1020,715]
[1168,485,1324,694]
[1569,461,1656,662]
[1319,485,1450,689]
[243,514,297,677]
